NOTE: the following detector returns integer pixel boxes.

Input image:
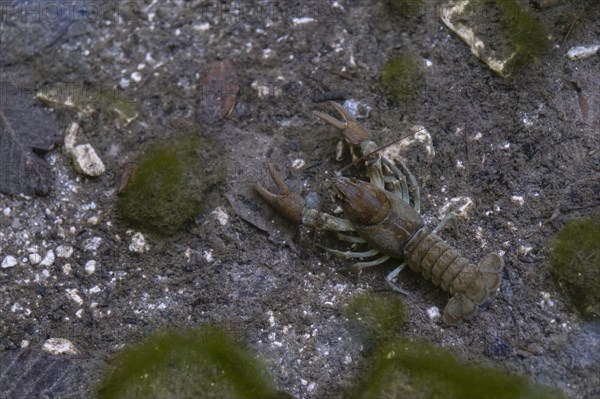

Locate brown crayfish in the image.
[255,102,503,325]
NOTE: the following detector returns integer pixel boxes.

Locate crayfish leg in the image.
[350,256,391,270]
[320,247,380,259]
[336,233,367,244]
[385,263,410,296]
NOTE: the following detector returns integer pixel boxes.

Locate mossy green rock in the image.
[349,339,563,399]
[494,0,549,72]
[96,327,278,399]
[344,292,407,347]
[117,133,225,235]
[388,0,422,18]
[550,217,600,319]
[380,53,424,103]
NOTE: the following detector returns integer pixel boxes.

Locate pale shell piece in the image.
[39,250,55,267]
[64,122,106,177]
[440,0,516,77]
[29,253,42,265]
[129,232,148,253]
[71,144,106,177]
[2,255,18,268]
[567,44,600,60]
[56,245,74,258]
[84,260,97,275]
[42,338,80,356]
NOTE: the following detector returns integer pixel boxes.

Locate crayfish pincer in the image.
[254,103,504,325]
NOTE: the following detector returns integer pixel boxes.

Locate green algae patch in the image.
[380,53,424,103]
[344,292,407,347]
[441,0,549,77]
[388,0,423,18]
[37,82,140,126]
[117,133,225,235]
[96,327,278,399]
[494,0,549,72]
[349,339,563,399]
[550,217,600,319]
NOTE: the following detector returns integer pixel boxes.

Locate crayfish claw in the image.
[254,163,305,223]
[313,101,371,145]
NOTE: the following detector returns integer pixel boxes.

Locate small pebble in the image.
[2,207,10,216]
[71,144,106,176]
[292,17,315,25]
[343,99,371,119]
[2,255,18,268]
[66,288,83,305]
[83,237,102,252]
[567,44,600,60]
[39,250,55,267]
[292,159,305,169]
[87,216,99,225]
[211,208,229,226]
[129,233,148,253]
[84,260,97,275]
[64,123,106,177]
[427,306,441,321]
[56,245,74,258]
[29,253,42,265]
[27,245,39,253]
[131,71,142,82]
[89,285,102,294]
[42,338,79,356]
[511,195,525,206]
[118,77,130,89]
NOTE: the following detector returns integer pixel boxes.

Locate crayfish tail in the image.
[478,252,504,292]
[442,293,477,326]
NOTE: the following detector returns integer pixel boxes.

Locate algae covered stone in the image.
[388,0,423,18]
[117,133,225,235]
[96,327,278,399]
[344,292,407,347]
[494,0,549,72]
[380,53,424,103]
[349,339,563,399]
[550,217,600,319]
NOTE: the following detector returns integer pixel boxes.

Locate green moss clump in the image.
[344,292,407,347]
[117,133,225,235]
[96,326,279,399]
[380,53,424,103]
[494,0,549,72]
[550,217,600,319]
[388,0,423,18]
[349,339,564,399]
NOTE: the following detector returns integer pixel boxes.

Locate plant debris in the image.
[196,60,240,124]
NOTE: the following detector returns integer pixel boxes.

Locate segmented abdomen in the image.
[403,229,467,291]
[402,228,502,325]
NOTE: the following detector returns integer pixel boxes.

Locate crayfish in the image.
[255,102,503,325]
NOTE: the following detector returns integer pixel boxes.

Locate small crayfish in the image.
[255,102,503,325]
